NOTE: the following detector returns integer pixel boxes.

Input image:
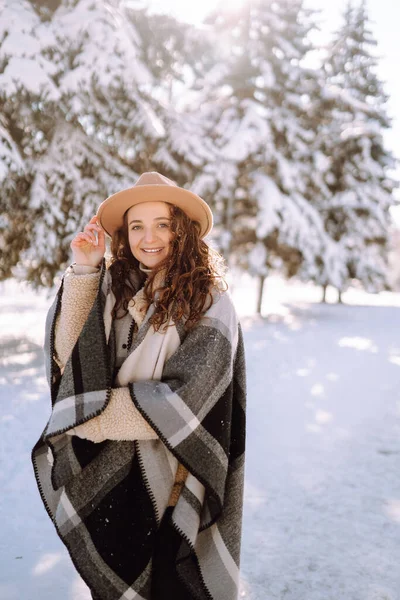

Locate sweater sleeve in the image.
[54,266,100,368]
[71,387,158,442]
[56,266,158,442]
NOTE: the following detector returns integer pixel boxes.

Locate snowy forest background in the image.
[1,3,400,598]
[0,0,399,308]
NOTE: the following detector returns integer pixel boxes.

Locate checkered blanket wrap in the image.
[32,263,246,600]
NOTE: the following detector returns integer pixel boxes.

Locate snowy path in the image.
[241,302,400,600]
[0,281,399,600]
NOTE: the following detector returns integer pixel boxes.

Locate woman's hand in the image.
[70,216,106,268]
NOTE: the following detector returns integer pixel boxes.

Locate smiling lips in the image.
[141,248,164,253]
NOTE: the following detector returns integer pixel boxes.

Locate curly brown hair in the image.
[108,203,227,330]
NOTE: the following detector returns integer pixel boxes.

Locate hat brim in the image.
[97,185,213,238]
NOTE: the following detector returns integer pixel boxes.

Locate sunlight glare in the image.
[315,409,333,425]
[212,0,249,13]
[32,552,63,576]
[145,0,249,24]
[384,499,400,524]
[338,336,376,352]
[310,383,325,397]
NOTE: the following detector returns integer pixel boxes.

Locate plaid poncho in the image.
[32,262,246,600]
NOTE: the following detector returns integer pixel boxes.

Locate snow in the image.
[247,243,268,276]
[22,123,136,281]
[218,101,272,163]
[0,126,24,182]
[0,54,59,99]
[252,173,282,238]
[1,275,400,599]
[53,0,152,93]
[1,0,396,294]
[0,2,60,99]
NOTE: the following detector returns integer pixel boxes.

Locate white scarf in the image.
[102,270,181,385]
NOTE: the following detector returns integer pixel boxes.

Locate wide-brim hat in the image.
[97,172,213,238]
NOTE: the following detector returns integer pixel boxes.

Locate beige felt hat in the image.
[97,172,213,238]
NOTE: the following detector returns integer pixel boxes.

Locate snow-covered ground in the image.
[1,276,400,600]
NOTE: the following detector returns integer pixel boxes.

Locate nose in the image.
[143,227,157,243]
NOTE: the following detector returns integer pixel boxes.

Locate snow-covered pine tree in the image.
[128,7,215,104]
[0,0,166,286]
[0,164,32,281]
[193,0,339,310]
[0,0,60,279]
[128,7,219,191]
[23,124,134,286]
[27,0,62,18]
[50,0,163,170]
[313,0,398,296]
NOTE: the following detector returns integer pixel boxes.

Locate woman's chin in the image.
[139,253,166,269]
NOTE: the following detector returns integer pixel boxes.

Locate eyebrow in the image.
[128,217,171,225]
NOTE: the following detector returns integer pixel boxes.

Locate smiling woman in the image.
[31,171,247,600]
[127,202,173,268]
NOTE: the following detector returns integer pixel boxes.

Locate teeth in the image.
[142,248,162,253]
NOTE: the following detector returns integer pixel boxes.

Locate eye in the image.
[130,225,141,231]
[158,222,169,228]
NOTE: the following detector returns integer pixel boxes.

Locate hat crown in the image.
[97,171,213,238]
[135,172,177,188]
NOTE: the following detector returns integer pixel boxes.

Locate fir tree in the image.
[0,0,165,285]
[22,123,134,286]
[313,0,398,295]
[50,0,163,169]
[129,7,220,190]
[195,0,337,310]
[0,0,60,279]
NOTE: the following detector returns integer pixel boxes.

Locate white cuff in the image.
[71,264,100,275]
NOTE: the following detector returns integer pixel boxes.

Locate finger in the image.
[73,232,91,241]
[70,233,85,245]
[84,224,102,241]
[84,216,102,238]
[83,226,99,244]
[96,227,105,243]
[94,217,106,234]
[89,222,106,246]
[71,233,95,247]
[85,223,102,232]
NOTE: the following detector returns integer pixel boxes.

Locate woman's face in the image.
[127,201,173,268]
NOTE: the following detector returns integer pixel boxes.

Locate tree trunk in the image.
[256,274,266,315]
[321,284,327,303]
[338,289,343,304]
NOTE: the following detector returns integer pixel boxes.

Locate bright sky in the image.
[144,0,400,222]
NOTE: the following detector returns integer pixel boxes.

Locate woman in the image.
[32,172,246,600]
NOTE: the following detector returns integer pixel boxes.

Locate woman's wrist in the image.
[71,263,101,275]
